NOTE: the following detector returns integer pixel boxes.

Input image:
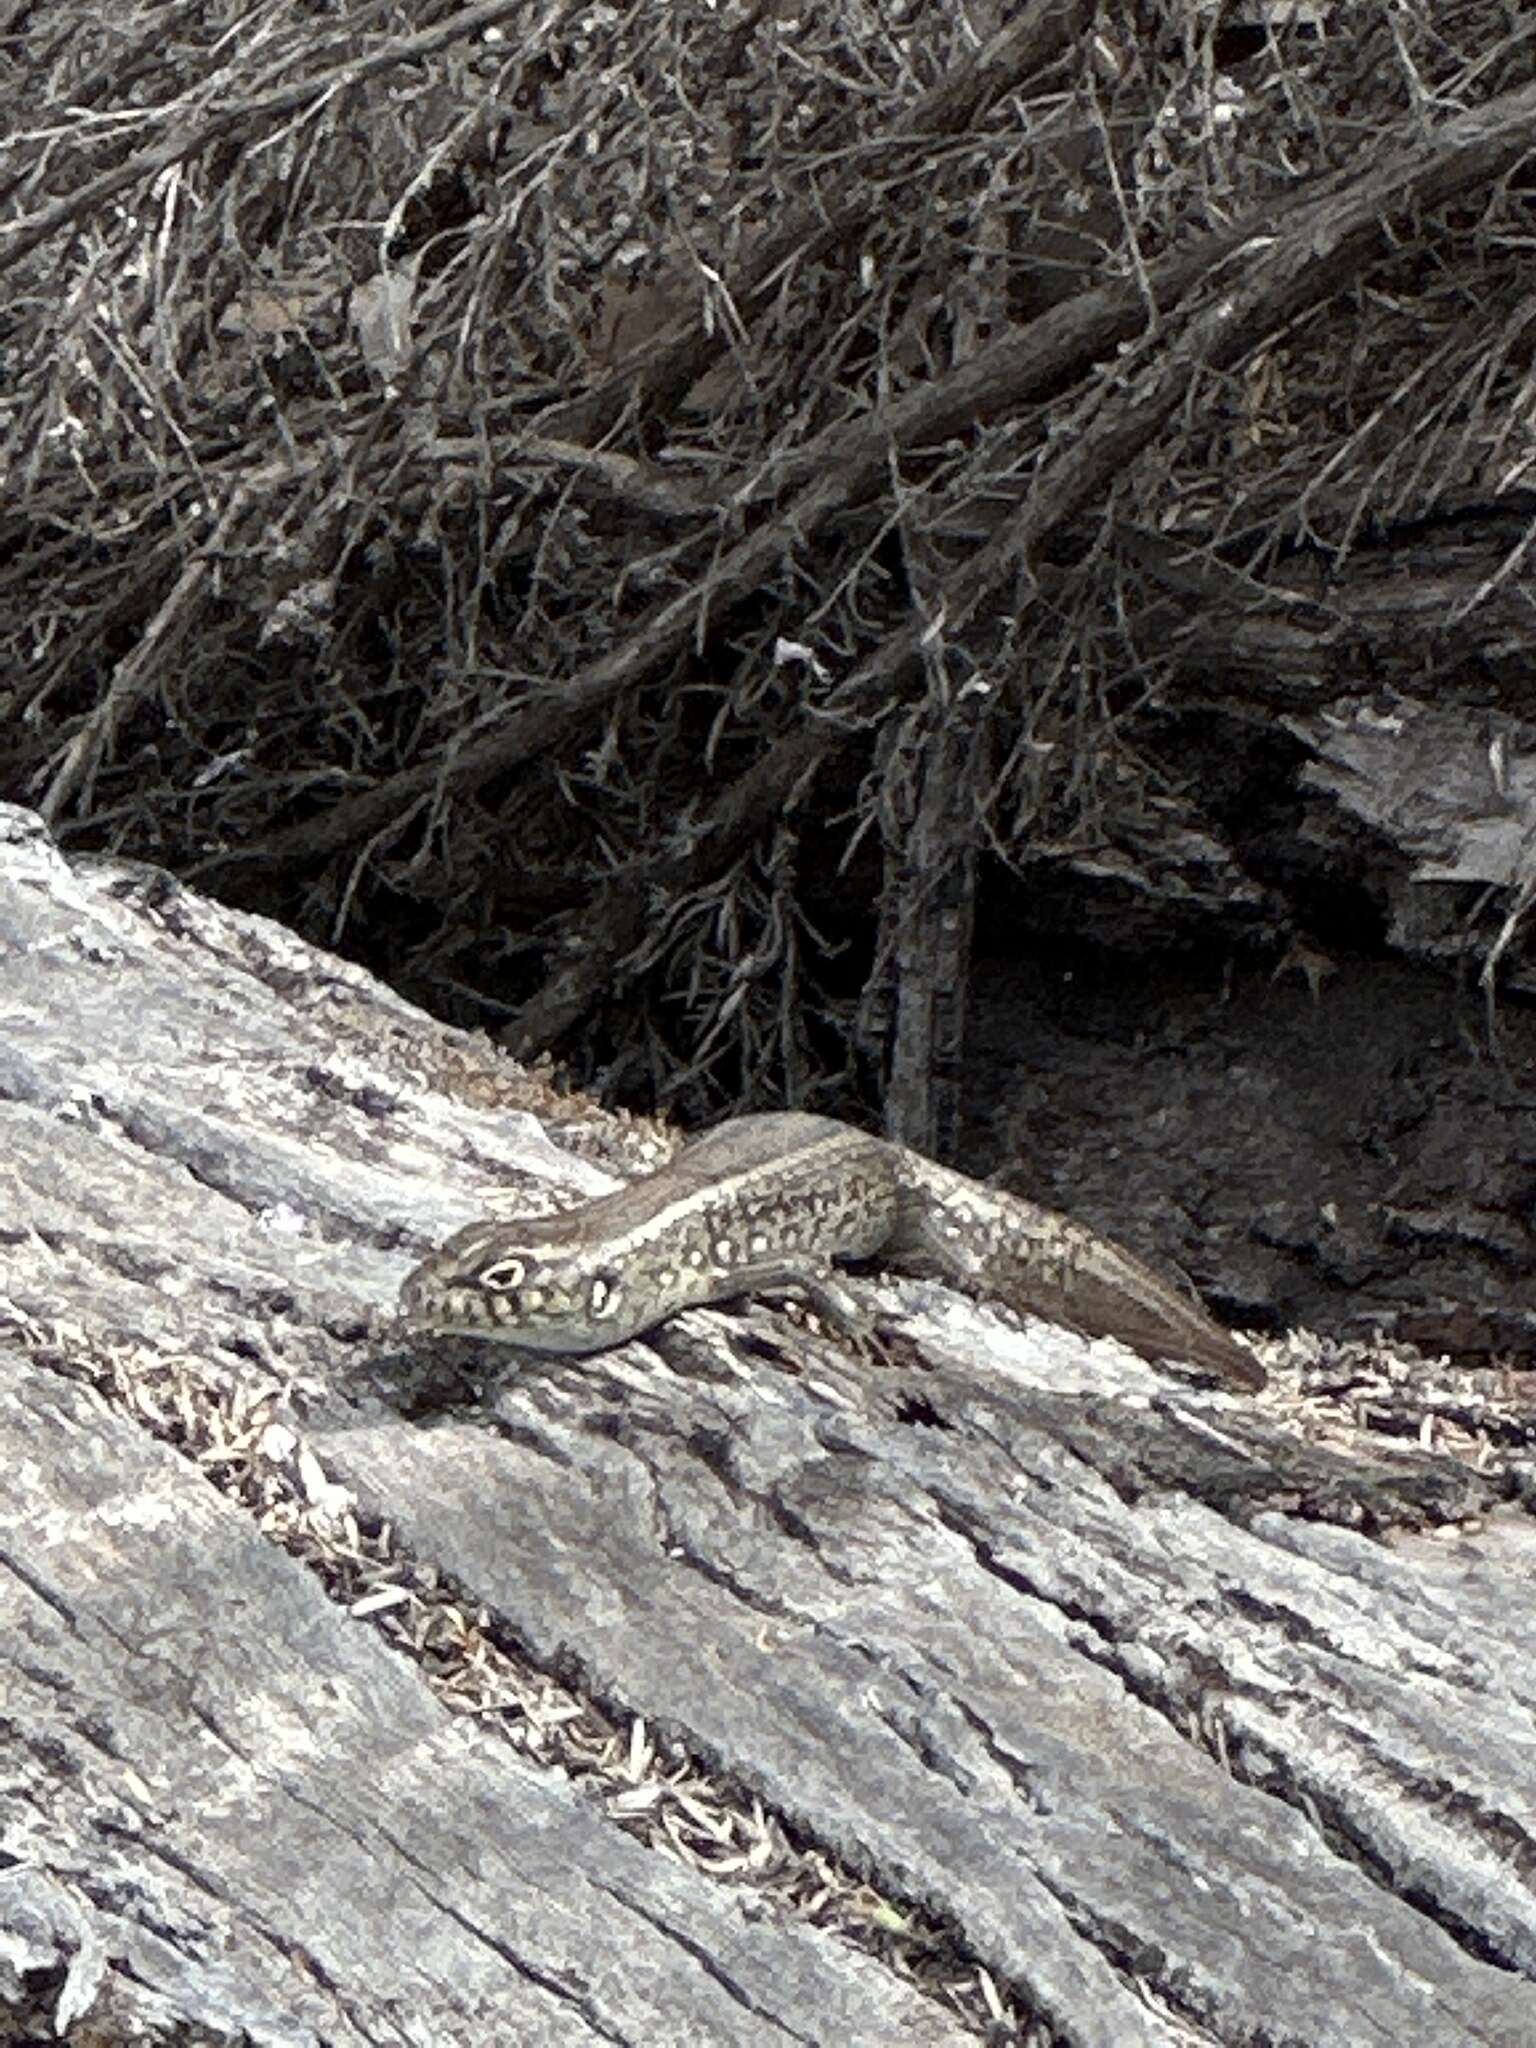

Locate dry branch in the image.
[216,73,1536,885]
[197,239,1248,881]
[546,0,1094,444]
[6,2,1536,1097]
[0,1,551,271]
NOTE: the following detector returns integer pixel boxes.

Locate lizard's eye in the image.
[478,1257,526,1292]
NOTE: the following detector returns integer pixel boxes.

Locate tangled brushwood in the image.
[3,3,1535,1112]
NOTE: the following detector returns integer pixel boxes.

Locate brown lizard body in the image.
[397,1111,1264,1392]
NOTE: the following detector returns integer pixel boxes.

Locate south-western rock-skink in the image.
[397,1111,1264,1391]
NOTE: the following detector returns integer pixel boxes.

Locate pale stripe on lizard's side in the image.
[397,1111,1264,1391]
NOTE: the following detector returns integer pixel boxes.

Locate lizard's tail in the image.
[889,1157,1265,1392]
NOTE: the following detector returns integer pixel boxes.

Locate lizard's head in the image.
[397,1215,635,1353]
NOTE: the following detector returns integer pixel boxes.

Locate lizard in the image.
[397,1111,1264,1391]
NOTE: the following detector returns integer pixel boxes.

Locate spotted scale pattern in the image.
[397,1114,899,1355]
[397,1110,1263,1388]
